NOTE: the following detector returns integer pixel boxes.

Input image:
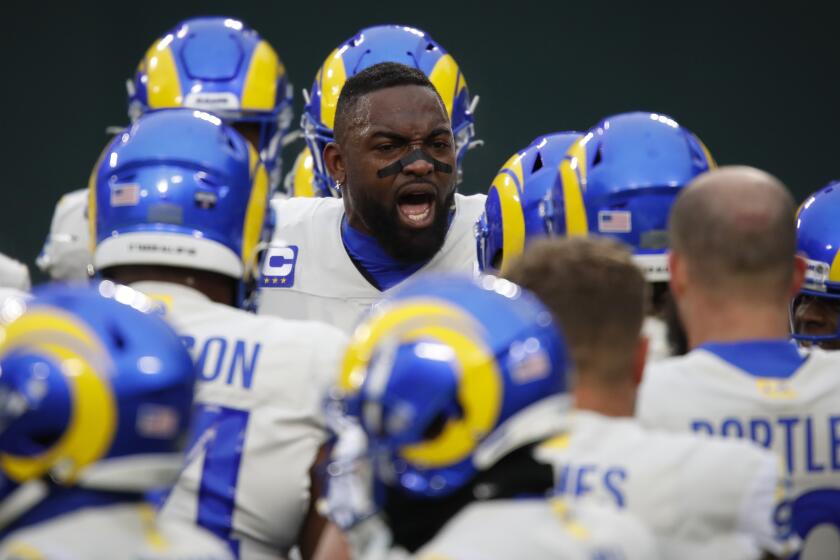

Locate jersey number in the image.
[189,404,250,558]
[775,488,840,559]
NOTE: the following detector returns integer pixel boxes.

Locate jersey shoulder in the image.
[271,195,343,234]
[418,499,657,560]
[0,504,232,560]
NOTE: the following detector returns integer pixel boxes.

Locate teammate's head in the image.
[476,132,582,273]
[37,189,92,281]
[129,17,293,190]
[90,108,270,306]
[332,274,568,550]
[669,166,801,305]
[505,237,647,403]
[790,181,840,349]
[324,62,457,263]
[302,24,477,197]
[546,111,715,288]
[0,282,195,497]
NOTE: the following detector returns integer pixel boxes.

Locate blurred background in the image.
[2,0,838,279]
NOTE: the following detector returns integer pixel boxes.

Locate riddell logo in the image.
[184,92,239,110]
[129,243,196,256]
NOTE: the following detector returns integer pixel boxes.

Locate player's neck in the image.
[682,296,790,349]
[573,378,636,418]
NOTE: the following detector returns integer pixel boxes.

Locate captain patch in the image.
[261,245,298,288]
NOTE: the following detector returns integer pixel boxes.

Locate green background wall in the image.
[3,1,838,280]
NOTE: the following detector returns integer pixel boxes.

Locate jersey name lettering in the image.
[691,414,840,474]
[181,336,261,390]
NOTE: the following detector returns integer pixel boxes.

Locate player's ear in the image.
[323,142,346,186]
[632,336,648,387]
[791,254,807,297]
[668,251,686,299]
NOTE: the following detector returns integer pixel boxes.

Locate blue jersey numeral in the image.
[791,488,840,559]
[187,404,250,557]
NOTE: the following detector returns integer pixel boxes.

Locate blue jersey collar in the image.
[341,218,427,291]
[699,339,806,379]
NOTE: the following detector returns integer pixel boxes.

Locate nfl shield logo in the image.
[261,245,298,288]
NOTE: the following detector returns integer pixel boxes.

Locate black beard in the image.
[355,188,455,264]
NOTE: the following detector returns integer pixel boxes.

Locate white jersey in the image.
[0,254,29,292]
[0,503,232,560]
[36,189,91,281]
[638,345,840,556]
[415,499,658,560]
[137,282,347,560]
[534,410,787,559]
[257,194,486,333]
[643,316,671,363]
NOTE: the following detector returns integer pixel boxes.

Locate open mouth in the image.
[396,187,437,229]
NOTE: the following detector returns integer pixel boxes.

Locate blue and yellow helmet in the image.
[791,181,840,341]
[90,108,269,284]
[337,275,568,498]
[128,16,293,190]
[546,112,715,282]
[301,24,478,198]
[0,282,195,486]
[283,146,317,198]
[476,132,583,273]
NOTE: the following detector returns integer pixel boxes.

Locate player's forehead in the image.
[359,85,451,138]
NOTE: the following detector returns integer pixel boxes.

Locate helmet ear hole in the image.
[108,324,126,350]
[592,146,604,167]
[531,153,544,174]
[422,411,449,441]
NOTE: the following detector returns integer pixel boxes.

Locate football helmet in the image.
[791,181,840,344]
[335,274,568,500]
[283,145,317,198]
[36,189,92,281]
[0,282,194,502]
[128,16,293,190]
[545,111,715,282]
[475,132,582,273]
[301,24,478,197]
[90,108,270,297]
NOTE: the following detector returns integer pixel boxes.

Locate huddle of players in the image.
[0,15,839,560]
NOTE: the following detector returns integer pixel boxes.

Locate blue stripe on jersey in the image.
[699,339,806,379]
[192,404,250,557]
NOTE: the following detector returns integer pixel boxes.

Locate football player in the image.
[475,131,582,273]
[88,108,347,559]
[326,274,658,559]
[637,166,840,557]
[37,189,92,281]
[505,236,791,559]
[128,16,294,190]
[789,180,840,350]
[258,63,485,332]
[545,111,715,361]
[297,24,479,198]
[0,283,231,559]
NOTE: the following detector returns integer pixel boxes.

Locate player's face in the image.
[340,85,457,262]
[792,294,840,350]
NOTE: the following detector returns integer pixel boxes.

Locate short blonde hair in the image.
[504,237,646,384]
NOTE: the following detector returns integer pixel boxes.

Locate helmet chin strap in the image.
[376,149,453,178]
[0,453,183,531]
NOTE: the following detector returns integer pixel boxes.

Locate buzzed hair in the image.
[333,62,443,143]
[504,237,647,386]
[669,166,797,300]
